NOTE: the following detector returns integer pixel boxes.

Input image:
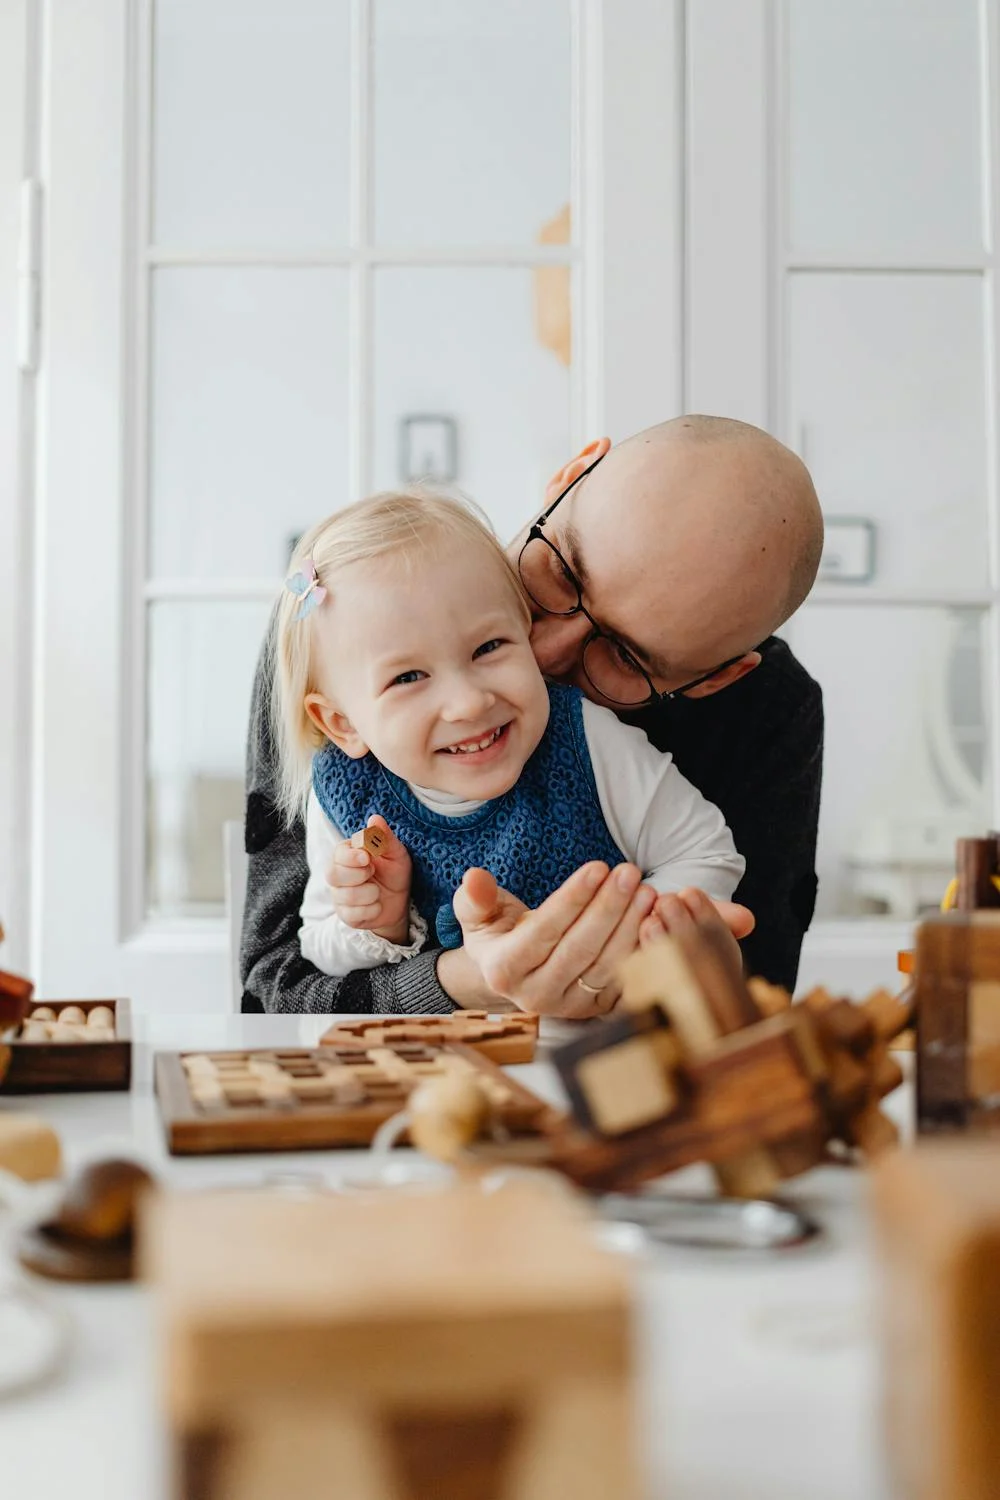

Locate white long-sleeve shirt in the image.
[300,697,745,977]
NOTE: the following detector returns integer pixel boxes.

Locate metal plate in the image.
[597,1190,821,1252]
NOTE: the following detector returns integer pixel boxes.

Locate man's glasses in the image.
[517,453,750,708]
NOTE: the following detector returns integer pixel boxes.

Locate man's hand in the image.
[638,887,753,987]
[328,816,412,944]
[451,861,657,1019]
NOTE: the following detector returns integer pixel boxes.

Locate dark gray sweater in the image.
[240,635,823,1013]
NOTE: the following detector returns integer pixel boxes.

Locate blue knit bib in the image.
[312,682,624,947]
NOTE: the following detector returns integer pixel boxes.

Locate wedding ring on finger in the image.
[577,976,604,995]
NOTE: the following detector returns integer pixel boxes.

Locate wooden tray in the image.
[318,1011,539,1065]
[1,998,132,1093]
[155,1040,558,1156]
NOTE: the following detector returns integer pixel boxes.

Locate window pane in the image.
[373,267,571,542]
[787,273,989,591]
[149,268,350,580]
[787,0,985,259]
[153,0,351,247]
[147,600,272,916]
[374,0,571,247]
[786,605,991,920]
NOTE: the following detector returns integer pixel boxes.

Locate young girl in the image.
[271,490,745,980]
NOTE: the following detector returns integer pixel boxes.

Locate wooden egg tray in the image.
[1,999,132,1093]
[154,1040,556,1156]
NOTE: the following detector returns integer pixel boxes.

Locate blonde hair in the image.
[268,488,531,825]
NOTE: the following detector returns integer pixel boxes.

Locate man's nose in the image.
[439,675,497,723]
[529,612,591,677]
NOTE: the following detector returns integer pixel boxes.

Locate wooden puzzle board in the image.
[319,1011,539,1065]
[155,1041,554,1156]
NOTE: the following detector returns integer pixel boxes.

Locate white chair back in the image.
[223,820,248,1012]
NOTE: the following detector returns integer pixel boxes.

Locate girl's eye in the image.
[390,669,425,687]
[473,638,506,659]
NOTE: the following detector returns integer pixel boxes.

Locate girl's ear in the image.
[543,436,611,505]
[304,693,369,758]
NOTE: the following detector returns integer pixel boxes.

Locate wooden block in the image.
[915,913,1000,1132]
[144,1182,639,1500]
[617,941,718,1054]
[0,968,34,1027]
[747,977,792,1017]
[956,836,1000,912]
[846,1103,899,1157]
[552,1009,680,1137]
[968,980,1000,1097]
[864,987,915,1043]
[671,922,761,1034]
[873,1142,1000,1500]
[814,998,875,1056]
[0,1111,61,1180]
[552,1011,826,1194]
[350,826,389,857]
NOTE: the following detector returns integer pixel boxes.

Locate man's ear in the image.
[543,436,611,505]
[682,651,762,700]
[304,692,369,758]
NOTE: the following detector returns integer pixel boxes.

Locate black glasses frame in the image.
[518,452,751,708]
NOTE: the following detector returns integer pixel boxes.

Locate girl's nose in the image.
[529,612,591,677]
[439,676,497,723]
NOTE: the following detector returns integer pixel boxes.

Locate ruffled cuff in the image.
[350,906,429,966]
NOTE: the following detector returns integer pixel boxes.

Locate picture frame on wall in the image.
[818,517,877,584]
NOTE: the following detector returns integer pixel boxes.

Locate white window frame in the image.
[31,0,684,1006]
[685,0,1000,991]
[0,0,34,973]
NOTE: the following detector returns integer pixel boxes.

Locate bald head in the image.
[519,415,824,702]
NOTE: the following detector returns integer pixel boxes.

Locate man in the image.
[241,415,824,1014]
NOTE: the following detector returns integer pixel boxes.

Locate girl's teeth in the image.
[447,727,501,753]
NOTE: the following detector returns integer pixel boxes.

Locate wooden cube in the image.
[552,1008,680,1137]
[145,1182,638,1500]
[915,913,1000,1131]
[873,1142,1000,1500]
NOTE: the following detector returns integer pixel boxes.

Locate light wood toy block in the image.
[873,1142,1000,1500]
[552,1008,826,1194]
[618,935,784,1198]
[145,1181,639,1500]
[0,1111,61,1179]
[915,912,1000,1133]
[351,827,389,857]
[552,1009,681,1138]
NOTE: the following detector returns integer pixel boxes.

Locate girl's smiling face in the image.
[305,535,550,799]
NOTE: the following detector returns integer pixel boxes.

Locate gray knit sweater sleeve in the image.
[239,625,456,1015]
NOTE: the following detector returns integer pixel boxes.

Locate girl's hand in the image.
[328,816,413,944]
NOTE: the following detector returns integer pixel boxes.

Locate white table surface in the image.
[0,1013,904,1500]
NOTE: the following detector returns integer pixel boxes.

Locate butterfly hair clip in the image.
[285,558,328,621]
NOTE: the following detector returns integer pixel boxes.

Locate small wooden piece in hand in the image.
[351,826,388,857]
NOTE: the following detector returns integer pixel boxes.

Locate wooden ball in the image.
[87,1006,114,1030]
[19,1021,49,1042]
[58,1006,86,1026]
[31,1007,55,1022]
[54,1159,155,1244]
[47,1023,83,1043]
[407,1074,490,1162]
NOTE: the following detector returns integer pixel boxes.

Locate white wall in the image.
[0,1,29,967]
